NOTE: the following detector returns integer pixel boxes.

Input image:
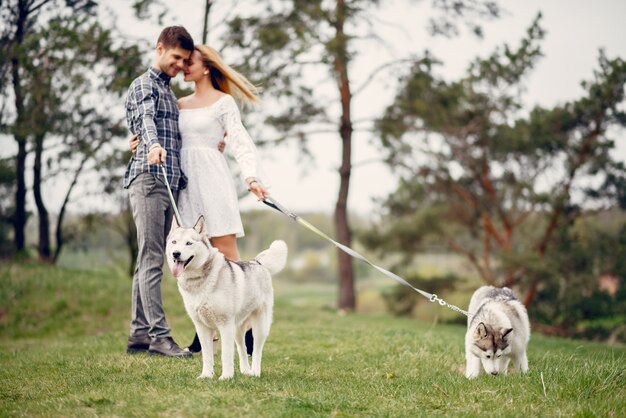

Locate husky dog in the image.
[166,216,287,380]
[465,286,530,379]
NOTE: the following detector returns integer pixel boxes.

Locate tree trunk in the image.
[11,2,28,254]
[52,141,105,263]
[335,121,354,310]
[53,186,72,264]
[33,133,51,260]
[202,0,213,44]
[14,138,27,253]
[333,0,355,311]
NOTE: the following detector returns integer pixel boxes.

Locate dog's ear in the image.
[167,216,181,235]
[193,215,206,235]
[474,322,488,339]
[501,328,513,339]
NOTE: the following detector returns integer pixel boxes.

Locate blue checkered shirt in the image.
[123,67,187,190]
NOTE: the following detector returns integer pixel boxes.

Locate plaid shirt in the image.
[123,67,187,190]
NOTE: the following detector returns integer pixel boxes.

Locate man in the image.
[123,26,193,357]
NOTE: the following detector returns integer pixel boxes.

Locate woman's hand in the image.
[246,177,269,201]
[129,133,139,154]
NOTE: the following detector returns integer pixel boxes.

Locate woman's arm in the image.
[220,96,269,200]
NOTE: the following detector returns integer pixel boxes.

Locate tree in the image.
[370,15,626,307]
[0,0,46,254]
[98,145,138,277]
[0,0,144,260]
[0,159,15,257]
[222,0,501,310]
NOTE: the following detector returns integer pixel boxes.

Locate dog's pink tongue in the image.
[172,261,185,278]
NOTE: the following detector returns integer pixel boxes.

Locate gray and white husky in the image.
[465,286,530,379]
[166,216,287,380]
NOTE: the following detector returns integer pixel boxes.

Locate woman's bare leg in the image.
[211,234,240,261]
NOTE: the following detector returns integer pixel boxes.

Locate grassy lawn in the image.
[0,262,624,417]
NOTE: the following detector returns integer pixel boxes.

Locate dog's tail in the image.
[256,240,288,275]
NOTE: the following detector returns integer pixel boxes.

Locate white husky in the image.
[465,286,530,379]
[166,216,287,380]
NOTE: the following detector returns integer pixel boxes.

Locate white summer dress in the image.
[177,94,258,238]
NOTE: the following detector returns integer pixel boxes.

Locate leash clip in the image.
[430,294,446,306]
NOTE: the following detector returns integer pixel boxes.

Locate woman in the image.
[131,45,269,353]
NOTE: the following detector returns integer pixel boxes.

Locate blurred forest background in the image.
[1,0,625,343]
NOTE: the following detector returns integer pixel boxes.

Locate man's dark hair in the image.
[157,26,194,51]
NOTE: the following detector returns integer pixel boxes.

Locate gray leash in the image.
[160,163,183,227]
[262,196,470,317]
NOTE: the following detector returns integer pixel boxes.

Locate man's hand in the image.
[129,134,139,154]
[148,144,166,165]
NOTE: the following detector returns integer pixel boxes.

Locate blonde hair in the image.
[195,45,260,105]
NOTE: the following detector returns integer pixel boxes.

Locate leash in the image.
[158,162,469,317]
[160,163,183,227]
[261,196,470,317]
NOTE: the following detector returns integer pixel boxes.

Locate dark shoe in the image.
[184,333,220,354]
[245,329,254,356]
[127,334,151,354]
[149,336,192,358]
[186,333,202,353]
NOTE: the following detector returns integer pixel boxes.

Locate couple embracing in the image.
[123,26,268,357]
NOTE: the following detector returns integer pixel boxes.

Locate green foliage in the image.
[0,262,624,417]
[531,212,626,341]
[360,178,451,259]
[224,0,333,144]
[428,0,501,38]
[372,13,626,319]
[15,13,143,138]
[130,0,167,23]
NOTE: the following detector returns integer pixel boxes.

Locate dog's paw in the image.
[197,373,214,380]
[241,368,255,376]
[465,371,479,379]
[218,373,234,381]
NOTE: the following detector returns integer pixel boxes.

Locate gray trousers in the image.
[128,172,178,338]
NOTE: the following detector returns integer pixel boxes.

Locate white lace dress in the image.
[177,94,258,237]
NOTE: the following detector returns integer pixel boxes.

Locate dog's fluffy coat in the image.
[166,216,287,380]
[465,286,530,379]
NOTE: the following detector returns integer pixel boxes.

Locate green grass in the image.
[1,262,624,417]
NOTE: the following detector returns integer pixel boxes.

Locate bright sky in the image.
[4,0,626,217]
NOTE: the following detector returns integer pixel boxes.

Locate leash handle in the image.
[262,196,470,317]
[160,164,183,227]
